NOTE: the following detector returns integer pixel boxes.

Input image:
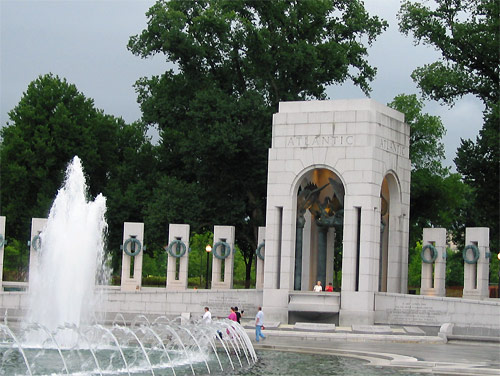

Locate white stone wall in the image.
[0,291,30,318]
[375,292,500,329]
[0,289,263,322]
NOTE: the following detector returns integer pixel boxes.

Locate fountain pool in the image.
[0,157,257,375]
[0,316,257,375]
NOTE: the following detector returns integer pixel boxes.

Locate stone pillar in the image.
[294,217,304,290]
[166,224,190,291]
[326,227,335,289]
[399,212,410,294]
[120,222,144,292]
[301,214,312,290]
[279,205,296,291]
[316,226,328,287]
[262,205,290,324]
[0,216,6,288]
[263,207,281,290]
[28,218,47,288]
[211,226,235,289]
[463,227,490,299]
[386,211,403,293]
[339,199,380,325]
[256,227,265,289]
[420,228,446,297]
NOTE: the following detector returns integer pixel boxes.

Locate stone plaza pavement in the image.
[243,322,500,375]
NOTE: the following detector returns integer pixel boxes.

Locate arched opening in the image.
[379,179,390,292]
[379,172,403,293]
[294,168,345,292]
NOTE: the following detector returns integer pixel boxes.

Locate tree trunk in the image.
[244,256,253,288]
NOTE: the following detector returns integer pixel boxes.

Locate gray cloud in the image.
[1,0,483,169]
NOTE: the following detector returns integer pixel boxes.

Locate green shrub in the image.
[142,275,166,286]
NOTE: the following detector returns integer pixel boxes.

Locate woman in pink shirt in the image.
[228,307,237,321]
[227,307,238,337]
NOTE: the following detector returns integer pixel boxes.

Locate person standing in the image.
[255,306,266,342]
[325,282,333,292]
[234,306,243,324]
[202,307,212,323]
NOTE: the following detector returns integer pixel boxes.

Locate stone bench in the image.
[439,323,500,343]
[288,292,340,313]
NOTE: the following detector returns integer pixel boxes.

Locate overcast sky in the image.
[1,0,484,169]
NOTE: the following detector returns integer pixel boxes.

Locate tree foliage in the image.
[102,120,158,271]
[399,0,499,108]
[129,0,387,286]
[1,74,118,240]
[399,0,499,256]
[0,74,157,274]
[388,94,467,278]
[388,94,447,174]
[129,0,387,106]
[454,104,499,251]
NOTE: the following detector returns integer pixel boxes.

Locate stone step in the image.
[403,326,426,336]
[351,325,392,334]
[293,322,336,331]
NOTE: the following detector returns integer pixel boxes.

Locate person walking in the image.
[255,306,266,342]
[202,307,212,324]
[228,307,237,322]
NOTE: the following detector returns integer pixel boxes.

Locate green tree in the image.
[398,0,499,108]
[446,249,464,287]
[102,120,158,272]
[187,231,213,287]
[388,94,468,284]
[388,94,447,173]
[1,74,119,242]
[399,0,500,254]
[143,176,205,252]
[454,104,499,253]
[129,0,387,286]
[407,242,422,288]
[2,239,29,281]
[0,74,157,273]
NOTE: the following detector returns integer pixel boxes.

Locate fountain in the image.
[27,156,108,333]
[0,156,257,375]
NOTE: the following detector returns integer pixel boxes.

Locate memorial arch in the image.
[262,99,411,325]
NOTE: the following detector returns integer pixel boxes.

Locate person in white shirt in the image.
[202,306,212,323]
[313,281,322,292]
[255,306,266,342]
